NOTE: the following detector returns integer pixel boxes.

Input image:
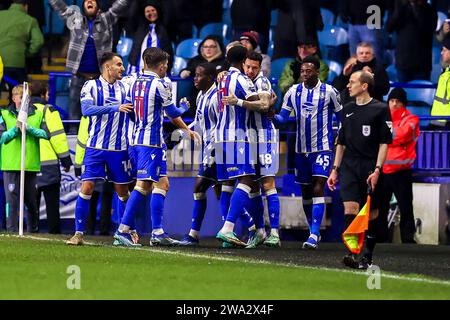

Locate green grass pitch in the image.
[1,235,449,300]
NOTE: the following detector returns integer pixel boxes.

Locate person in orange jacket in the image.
[379,87,420,243]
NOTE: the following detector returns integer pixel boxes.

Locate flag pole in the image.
[18,82,29,237]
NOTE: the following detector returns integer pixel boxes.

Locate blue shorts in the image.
[134,145,164,182]
[128,145,137,180]
[255,141,279,180]
[215,141,257,181]
[295,151,333,184]
[198,163,217,182]
[160,143,167,177]
[82,148,132,184]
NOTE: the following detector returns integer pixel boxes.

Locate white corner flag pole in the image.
[18,82,29,237]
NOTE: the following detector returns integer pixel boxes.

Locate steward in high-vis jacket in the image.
[0,84,49,233]
[30,83,72,234]
[430,36,450,129]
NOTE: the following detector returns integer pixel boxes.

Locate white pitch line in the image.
[5,234,450,287]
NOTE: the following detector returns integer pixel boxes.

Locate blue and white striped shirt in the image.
[128,70,174,147]
[216,67,258,142]
[247,71,277,143]
[193,83,219,146]
[282,80,342,153]
[80,76,128,151]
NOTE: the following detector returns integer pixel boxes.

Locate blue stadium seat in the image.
[318,26,348,47]
[386,64,398,83]
[223,0,232,9]
[192,25,198,38]
[116,36,133,69]
[270,58,293,80]
[199,23,227,40]
[324,60,342,83]
[171,56,188,77]
[431,64,443,83]
[176,38,202,59]
[406,104,431,127]
[267,41,274,58]
[320,8,335,26]
[335,15,348,30]
[271,10,278,27]
[222,8,232,27]
[44,0,65,34]
[405,80,435,106]
[436,11,448,32]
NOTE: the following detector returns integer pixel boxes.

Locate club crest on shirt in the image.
[362,125,371,137]
[261,79,270,91]
[319,91,325,100]
[8,184,15,192]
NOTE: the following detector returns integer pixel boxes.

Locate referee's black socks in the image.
[365,219,378,262]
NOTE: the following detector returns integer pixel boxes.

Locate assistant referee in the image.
[327,70,393,269]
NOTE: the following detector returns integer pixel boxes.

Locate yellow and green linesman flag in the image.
[342,193,371,254]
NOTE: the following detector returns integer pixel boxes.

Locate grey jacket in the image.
[49,0,129,74]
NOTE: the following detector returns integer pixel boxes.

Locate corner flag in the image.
[18,82,29,236]
[342,187,372,254]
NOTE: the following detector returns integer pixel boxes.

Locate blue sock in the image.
[248,193,265,229]
[75,193,91,232]
[151,188,166,231]
[191,193,207,231]
[303,199,313,227]
[266,189,280,229]
[240,210,255,230]
[226,184,251,224]
[220,185,234,222]
[311,197,325,236]
[121,188,146,228]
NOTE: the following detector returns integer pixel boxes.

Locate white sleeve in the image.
[159,80,174,107]
[256,77,272,96]
[330,86,343,112]
[80,80,94,103]
[281,86,295,112]
[237,75,258,100]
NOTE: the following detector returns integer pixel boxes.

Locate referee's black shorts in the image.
[339,157,383,210]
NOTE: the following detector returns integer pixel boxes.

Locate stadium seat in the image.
[430,64,443,83]
[175,38,202,59]
[192,25,198,38]
[405,80,435,106]
[171,56,188,77]
[335,15,348,30]
[222,8,232,27]
[324,60,342,83]
[267,41,274,58]
[270,58,293,80]
[199,23,228,40]
[318,26,348,47]
[116,36,133,69]
[436,11,448,32]
[386,64,398,83]
[44,0,65,34]
[320,8,335,26]
[271,10,278,27]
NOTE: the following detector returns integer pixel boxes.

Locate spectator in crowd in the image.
[339,0,387,63]
[332,42,389,105]
[437,17,450,43]
[0,84,50,233]
[239,31,271,77]
[0,0,44,86]
[30,81,72,234]
[386,0,437,82]
[378,88,419,243]
[161,0,195,44]
[272,0,323,59]
[431,36,450,129]
[49,0,130,123]
[180,35,229,79]
[231,0,273,54]
[192,0,223,30]
[127,1,173,74]
[278,39,329,95]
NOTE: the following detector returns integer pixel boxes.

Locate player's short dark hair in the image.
[246,51,263,65]
[301,55,321,70]
[196,63,217,80]
[227,46,248,65]
[355,70,375,93]
[100,52,122,67]
[143,47,169,69]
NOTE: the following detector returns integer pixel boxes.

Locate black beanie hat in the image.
[388,87,408,106]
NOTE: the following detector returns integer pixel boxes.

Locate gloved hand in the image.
[74,166,82,178]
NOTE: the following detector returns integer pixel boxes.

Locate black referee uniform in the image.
[338,99,393,208]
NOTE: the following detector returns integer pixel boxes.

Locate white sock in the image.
[271,229,279,237]
[75,231,84,235]
[152,228,164,235]
[257,228,266,237]
[118,224,130,233]
[188,230,199,239]
[221,221,235,233]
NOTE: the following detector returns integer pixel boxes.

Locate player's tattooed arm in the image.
[222,92,270,113]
